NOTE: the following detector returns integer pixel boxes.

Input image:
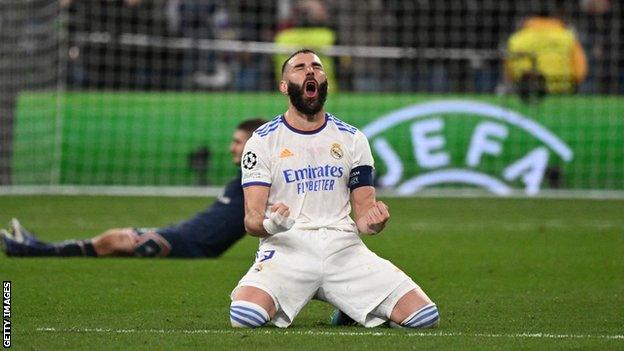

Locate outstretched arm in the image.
[351,185,390,235]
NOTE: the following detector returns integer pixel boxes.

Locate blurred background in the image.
[0,0,622,196]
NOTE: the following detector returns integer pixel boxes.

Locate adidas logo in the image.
[280,148,294,158]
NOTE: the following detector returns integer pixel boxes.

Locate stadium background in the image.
[1,0,623,196]
[0,1,623,350]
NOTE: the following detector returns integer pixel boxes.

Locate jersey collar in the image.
[281,113,328,135]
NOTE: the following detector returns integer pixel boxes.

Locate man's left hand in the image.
[359,201,390,235]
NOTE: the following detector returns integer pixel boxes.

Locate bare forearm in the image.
[351,187,390,235]
[244,210,270,237]
[242,186,271,237]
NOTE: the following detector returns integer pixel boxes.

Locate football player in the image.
[229,50,439,329]
[1,119,266,258]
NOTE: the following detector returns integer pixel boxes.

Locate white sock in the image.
[400,303,439,329]
[230,300,270,328]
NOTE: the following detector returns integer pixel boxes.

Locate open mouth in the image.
[304,80,318,98]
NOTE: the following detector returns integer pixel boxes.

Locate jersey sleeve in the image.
[352,131,375,169]
[348,131,375,190]
[241,133,272,187]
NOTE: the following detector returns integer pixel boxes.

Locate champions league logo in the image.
[362,100,574,196]
[242,151,258,170]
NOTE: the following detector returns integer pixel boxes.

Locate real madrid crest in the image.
[330,143,343,159]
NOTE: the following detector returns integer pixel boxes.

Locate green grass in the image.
[0,196,623,350]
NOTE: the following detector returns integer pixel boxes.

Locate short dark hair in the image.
[281,48,319,76]
[237,118,267,134]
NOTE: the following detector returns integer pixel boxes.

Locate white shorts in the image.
[231,227,419,328]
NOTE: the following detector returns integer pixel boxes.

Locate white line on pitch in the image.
[36,327,624,340]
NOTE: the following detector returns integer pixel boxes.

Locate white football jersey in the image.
[241,113,374,231]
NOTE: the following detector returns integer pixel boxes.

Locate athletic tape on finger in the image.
[262,212,295,235]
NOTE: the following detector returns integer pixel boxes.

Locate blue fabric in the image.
[403,304,439,329]
[152,175,246,258]
[229,301,269,328]
[349,165,374,190]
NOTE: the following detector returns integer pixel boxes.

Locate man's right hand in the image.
[262,202,295,235]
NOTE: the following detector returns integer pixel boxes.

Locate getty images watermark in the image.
[3,281,10,348]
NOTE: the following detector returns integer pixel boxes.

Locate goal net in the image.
[2,0,623,197]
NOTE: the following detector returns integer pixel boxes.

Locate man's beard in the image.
[287,80,328,117]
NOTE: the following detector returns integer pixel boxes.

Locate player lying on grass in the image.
[0,118,267,258]
[229,49,439,329]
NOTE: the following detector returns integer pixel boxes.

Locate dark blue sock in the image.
[4,239,55,256]
[55,240,98,257]
[5,239,97,257]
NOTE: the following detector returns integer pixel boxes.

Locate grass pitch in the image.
[0,196,622,350]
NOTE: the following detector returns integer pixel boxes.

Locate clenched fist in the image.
[358,201,390,235]
[262,202,295,235]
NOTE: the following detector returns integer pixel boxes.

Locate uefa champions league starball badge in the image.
[242,151,258,170]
